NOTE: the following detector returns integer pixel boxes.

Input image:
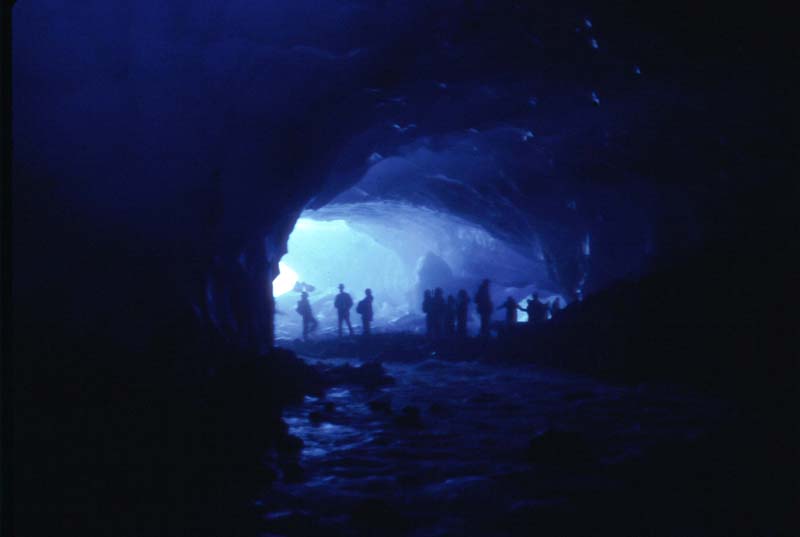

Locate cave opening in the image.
[272,200,566,341]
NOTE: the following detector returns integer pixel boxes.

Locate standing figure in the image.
[422,289,434,337]
[445,295,457,336]
[528,293,549,324]
[295,291,318,340]
[431,288,447,338]
[334,283,354,337]
[456,289,470,337]
[475,279,494,337]
[498,296,518,328]
[549,297,562,319]
[518,299,534,323]
[356,288,374,336]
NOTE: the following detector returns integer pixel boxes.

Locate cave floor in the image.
[258,348,746,536]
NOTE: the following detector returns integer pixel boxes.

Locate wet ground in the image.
[259,354,736,536]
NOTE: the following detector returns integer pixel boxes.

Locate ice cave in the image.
[4,1,794,536]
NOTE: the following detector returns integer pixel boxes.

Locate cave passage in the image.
[9,0,793,535]
[273,201,566,340]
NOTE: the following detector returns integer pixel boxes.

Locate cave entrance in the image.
[272,201,552,341]
[272,216,414,341]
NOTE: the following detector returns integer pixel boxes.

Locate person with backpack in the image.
[295,291,318,340]
[356,288,374,336]
[498,296,519,328]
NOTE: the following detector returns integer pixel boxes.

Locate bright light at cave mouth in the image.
[272,261,299,297]
[270,207,550,341]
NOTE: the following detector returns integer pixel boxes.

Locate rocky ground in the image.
[257,339,797,536]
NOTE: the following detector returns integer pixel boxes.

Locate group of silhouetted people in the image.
[422,288,469,338]
[296,284,373,340]
[296,279,563,341]
[498,290,561,331]
[424,279,563,339]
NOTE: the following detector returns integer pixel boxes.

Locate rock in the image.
[368,399,393,414]
[562,390,597,402]
[468,392,500,404]
[349,498,410,535]
[324,362,395,388]
[394,405,423,428]
[429,402,448,416]
[281,461,305,483]
[527,428,594,466]
[324,401,335,412]
[276,433,304,454]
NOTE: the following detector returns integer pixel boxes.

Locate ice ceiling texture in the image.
[13,0,787,350]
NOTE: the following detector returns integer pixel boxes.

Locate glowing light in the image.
[273,261,299,297]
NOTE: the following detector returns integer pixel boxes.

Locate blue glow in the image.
[274,216,412,339]
[273,203,552,340]
[272,261,299,297]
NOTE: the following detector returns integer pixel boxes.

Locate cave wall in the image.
[12,0,791,353]
[8,3,793,535]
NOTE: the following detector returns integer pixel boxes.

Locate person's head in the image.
[532,293,539,301]
[338,283,345,291]
[448,295,455,302]
[365,288,372,297]
[458,289,467,297]
[527,298,533,305]
[424,289,431,298]
[301,291,308,298]
[553,298,560,307]
[482,279,490,287]
[434,287,443,297]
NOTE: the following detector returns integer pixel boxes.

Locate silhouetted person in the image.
[475,279,493,337]
[498,296,518,327]
[528,293,548,324]
[549,297,562,319]
[431,288,447,338]
[422,289,434,337]
[518,299,534,323]
[356,288,374,336]
[445,294,457,336]
[456,289,470,337]
[296,291,318,340]
[334,283,354,337]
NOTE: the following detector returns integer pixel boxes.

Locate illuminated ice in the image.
[272,261,299,297]
[273,202,551,340]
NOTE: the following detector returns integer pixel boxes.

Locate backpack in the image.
[356,299,365,315]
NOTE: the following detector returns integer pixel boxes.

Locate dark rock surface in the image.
[265,353,797,536]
